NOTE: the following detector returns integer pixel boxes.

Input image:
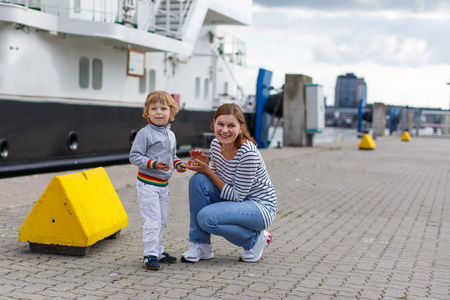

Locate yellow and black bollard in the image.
[358,134,376,150]
[401,131,411,141]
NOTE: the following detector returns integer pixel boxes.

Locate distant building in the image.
[335,73,367,108]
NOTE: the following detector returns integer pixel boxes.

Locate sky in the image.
[222,0,450,110]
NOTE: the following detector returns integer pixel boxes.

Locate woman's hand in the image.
[185,158,211,174]
[189,149,209,165]
[187,149,225,191]
[186,158,225,191]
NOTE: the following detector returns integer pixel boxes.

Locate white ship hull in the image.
[0,0,254,177]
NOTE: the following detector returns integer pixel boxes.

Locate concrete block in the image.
[18,167,128,255]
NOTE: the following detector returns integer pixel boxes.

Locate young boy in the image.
[129,90,187,270]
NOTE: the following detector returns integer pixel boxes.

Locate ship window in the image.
[139,68,146,93]
[149,69,156,92]
[74,0,81,13]
[204,78,209,100]
[195,77,201,99]
[92,58,102,90]
[79,57,89,88]
[224,82,229,95]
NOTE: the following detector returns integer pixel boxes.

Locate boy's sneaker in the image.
[240,230,272,263]
[143,255,160,270]
[159,251,177,264]
[181,243,214,263]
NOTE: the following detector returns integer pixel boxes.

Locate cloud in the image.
[248,3,450,66]
[311,33,430,66]
[253,0,450,14]
[221,1,450,109]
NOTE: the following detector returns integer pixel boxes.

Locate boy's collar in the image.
[148,121,162,127]
[148,121,170,128]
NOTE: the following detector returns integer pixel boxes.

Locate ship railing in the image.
[206,30,248,110]
[2,0,193,41]
[217,32,247,67]
[2,0,119,24]
[218,54,245,101]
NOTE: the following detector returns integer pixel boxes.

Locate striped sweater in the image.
[210,138,277,228]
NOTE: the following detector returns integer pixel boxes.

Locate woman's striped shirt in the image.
[210,138,277,228]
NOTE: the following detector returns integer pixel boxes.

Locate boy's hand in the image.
[155,161,170,171]
[176,163,187,173]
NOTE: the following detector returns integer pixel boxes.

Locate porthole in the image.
[129,130,137,146]
[0,139,9,159]
[67,131,78,151]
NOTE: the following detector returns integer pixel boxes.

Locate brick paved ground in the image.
[0,136,449,299]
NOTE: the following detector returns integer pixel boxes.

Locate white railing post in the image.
[165,0,170,36]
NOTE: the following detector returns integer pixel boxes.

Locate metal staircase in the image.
[119,0,194,40]
[154,0,193,40]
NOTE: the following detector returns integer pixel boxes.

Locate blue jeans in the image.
[188,173,265,250]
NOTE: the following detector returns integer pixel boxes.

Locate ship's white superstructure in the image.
[0,0,254,176]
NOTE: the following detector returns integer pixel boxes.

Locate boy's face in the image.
[146,102,171,126]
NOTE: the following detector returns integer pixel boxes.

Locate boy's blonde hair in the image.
[143,90,179,122]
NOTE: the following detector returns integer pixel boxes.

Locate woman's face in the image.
[214,114,242,147]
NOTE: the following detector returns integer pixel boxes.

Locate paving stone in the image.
[0,137,449,299]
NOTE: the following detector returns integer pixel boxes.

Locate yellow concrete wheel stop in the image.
[401,131,411,141]
[358,134,376,150]
[18,167,128,255]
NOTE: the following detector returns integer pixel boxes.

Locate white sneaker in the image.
[240,230,272,262]
[181,243,214,263]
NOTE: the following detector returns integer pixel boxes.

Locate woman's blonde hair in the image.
[212,103,257,148]
[143,90,179,122]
